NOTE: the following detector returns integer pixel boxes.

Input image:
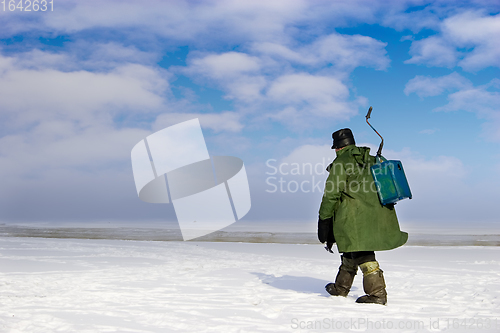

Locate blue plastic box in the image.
[370,158,412,205]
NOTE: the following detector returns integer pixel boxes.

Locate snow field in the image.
[0,237,499,332]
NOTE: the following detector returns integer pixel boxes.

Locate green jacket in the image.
[319,145,408,252]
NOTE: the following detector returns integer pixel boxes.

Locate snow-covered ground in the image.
[0,237,499,332]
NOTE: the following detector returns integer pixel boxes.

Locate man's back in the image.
[319,145,407,253]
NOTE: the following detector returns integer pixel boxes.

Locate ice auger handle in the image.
[365,106,384,157]
[366,106,373,120]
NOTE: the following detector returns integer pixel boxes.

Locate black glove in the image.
[317,216,333,243]
[318,216,335,253]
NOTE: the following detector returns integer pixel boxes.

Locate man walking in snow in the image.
[318,128,408,305]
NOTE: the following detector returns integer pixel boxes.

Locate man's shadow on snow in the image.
[251,272,359,297]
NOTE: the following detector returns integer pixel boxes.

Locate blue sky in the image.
[1,0,499,233]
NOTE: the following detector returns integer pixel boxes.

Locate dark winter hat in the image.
[331,128,355,149]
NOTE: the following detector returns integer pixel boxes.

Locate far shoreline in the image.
[1,224,499,246]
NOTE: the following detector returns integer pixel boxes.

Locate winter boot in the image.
[325,255,357,297]
[356,261,387,305]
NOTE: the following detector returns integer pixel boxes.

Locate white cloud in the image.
[267,73,355,117]
[4,0,310,44]
[404,72,472,98]
[186,52,261,79]
[225,76,268,103]
[11,49,71,71]
[0,54,168,129]
[0,124,148,176]
[5,0,499,224]
[181,51,369,128]
[0,51,166,181]
[435,79,500,141]
[278,144,335,177]
[444,11,500,71]
[30,0,466,46]
[400,153,466,180]
[0,48,247,179]
[182,31,387,126]
[405,36,457,68]
[435,79,500,116]
[261,72,367,129]
[252,32,390,71]
[0,50,173,221]
[367,147,475,224]
[11,42,158,72]
[313,33,389,71]
[2,1,496,60]
[153,112,243,133]
[0,0,392,46]
[405,11,500,71]
[405,73,500,141]
[252,42,314,65]
[182,52,267,103]
[384,8,441,33]
[4,2,395,132]
[267,74,347,103]
[0,50,245,222]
